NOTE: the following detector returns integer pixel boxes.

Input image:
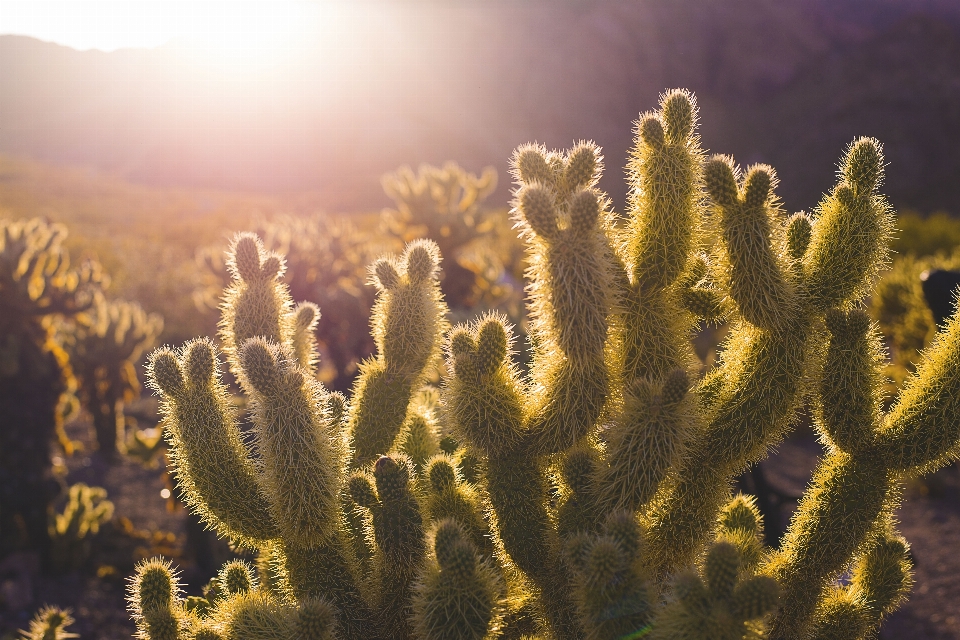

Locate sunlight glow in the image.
[0,1,324,74]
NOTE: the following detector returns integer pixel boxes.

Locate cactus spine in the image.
[132,91,960,640]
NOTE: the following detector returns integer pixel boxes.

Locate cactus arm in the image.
[219,233,294,381]
[512,143,615,453]
[411,520,501,640]
[347,241,448,468]
[239,338,345,547]
[647,319,810,576]
[803,138,894,312]
[704,158,797,331]
[128,559,189,640]
[596,370,693,514]
[875,308,960,472]
[148,341,278,545]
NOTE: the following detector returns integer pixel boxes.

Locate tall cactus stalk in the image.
[130,91,960,640]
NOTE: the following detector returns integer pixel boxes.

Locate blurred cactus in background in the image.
[18,605,77,640]
[48,483,114,572]
[194,214,384,393]
[382,162,522,315]
[0,218,103,560]
[61,299,163,457]
[129,91,960,640]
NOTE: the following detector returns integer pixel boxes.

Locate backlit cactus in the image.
[131,90,960,639]
[63,298,163,456]
[0,217,103,559]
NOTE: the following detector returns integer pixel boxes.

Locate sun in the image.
[167,2,319,77]
[0,1,323,75]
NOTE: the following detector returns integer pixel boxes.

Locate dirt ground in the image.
[1,416,958,639]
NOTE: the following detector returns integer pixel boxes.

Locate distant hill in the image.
[2,0,960,214]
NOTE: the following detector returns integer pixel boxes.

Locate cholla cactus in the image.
[19,605,78,640]
[132,90,960,640]
[382,162,516,311]
[49,482,115,572]
[0,217,103,558]
[195,214,383,393]
[64,298,163,456]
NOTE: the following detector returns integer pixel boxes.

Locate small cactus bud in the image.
[428,457,457,492]
[569,189,601,233]
[348,473,377,508]
[515,144,554,186]
[261,255,283,280]
[565,532,593,571]
[563,448,598,493]
[638,115,665,150]
[232,234,262,282]
[296,597,336,640]
[149,349,184,397]
[184,339,215,386]
[842,137,883,195]
[194,629,224,640]
[476,317,508,376]
[719,494,761,536]
[219,560,256,595]
[705,541,741,598]
[132,558,178,613]
[373,259,400,290]
[239,338,280,394]
[294,302,319,332]
[449,327,476,358]
[744,165,774,209]
[661,89,696,144]
[519,184,559,239]
[602,510,642,560]
[434,520,469,570]
[731,575,780,619]
[836,184,856,210]
[705,156,739,207]
[374,455,409,501]
[787,212,812,260]
[406,240,439,285]
[586,537,626,588]
[564,143,600,190]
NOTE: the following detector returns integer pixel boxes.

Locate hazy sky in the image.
[0,1,322,52]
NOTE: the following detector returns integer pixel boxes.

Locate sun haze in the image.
[0,1,323,72]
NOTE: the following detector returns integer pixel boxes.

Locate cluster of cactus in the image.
[871,251,960,389]
[382,162,520,312]
[61,299,164,456]
[48,482,115,572]
[194,215,383,393]
[131,90,960,640]
[0,218,103,558]
[18,605,77,640]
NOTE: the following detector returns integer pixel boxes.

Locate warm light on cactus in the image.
[128,89,960,640]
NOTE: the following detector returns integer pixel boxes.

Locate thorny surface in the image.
[1,416,958,639]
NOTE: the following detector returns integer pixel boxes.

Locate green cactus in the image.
[62,298,163,456]
[0,217,103,559]
[48,482,115,572]
[19,605,78,640]
[381,162,506,310]
[131,90,960,640]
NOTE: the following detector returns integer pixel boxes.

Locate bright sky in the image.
[0,1,323,54]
